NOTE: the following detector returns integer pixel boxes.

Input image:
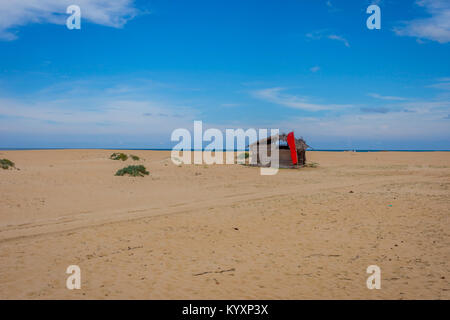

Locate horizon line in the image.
[1,148,450,152]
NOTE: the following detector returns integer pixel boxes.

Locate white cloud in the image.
[368,93,407,101]
[273,103,450,142]
[428,78,450,90]
[0,78,197,137]
[252,87,352,112]
[220,103,241,107]
[310,66,321,73]
[0,97,195,136]
[251,86,450,144]
[394,0,450,43]
[325,1,343,13]
[327,34,350,47]
[306,30,350,47]
[0,0,140,40]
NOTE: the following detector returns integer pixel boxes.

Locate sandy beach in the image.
[0,150,448,299]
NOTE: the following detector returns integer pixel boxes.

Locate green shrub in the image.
[0,159,15,170]
[237,152,249,160]
[115,165,149,177]
[130,154,140,161]
[305,162,318,168]
[110,153,128,161]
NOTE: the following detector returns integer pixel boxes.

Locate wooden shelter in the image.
[248,133,309,168]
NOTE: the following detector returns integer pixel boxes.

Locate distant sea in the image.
[1,148,449,152]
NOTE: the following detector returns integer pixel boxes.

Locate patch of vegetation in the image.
[130,154,140,161]
[110,153,128,161]
[237,152,250,164]
[171,157,182,166]
[304,162,319,168]
[0,158,15,170]
[115,165,149,177]
[237,152,249,159]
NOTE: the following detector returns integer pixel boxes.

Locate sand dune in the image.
[0,150,448,299]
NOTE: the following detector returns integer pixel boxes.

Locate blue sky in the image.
[0,0,449,149]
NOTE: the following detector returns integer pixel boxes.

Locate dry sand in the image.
[0,150,449,299]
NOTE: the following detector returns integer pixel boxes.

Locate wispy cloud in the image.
[0,97,194,135]
[252,87,352,112]
[310,66,321,73]
[389,99,448,116]
[0,0,140,40]
[369,0,383,6]
[327,34,350,47]
[273,102,450,144]
[0,78,197,137]
[220,103,241,107]
[360,107,390,114]
[368,93,408,101]
[428,77,450,90]
[306,30,350,47]
[325,1,341,13]
[394,0,450,43]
